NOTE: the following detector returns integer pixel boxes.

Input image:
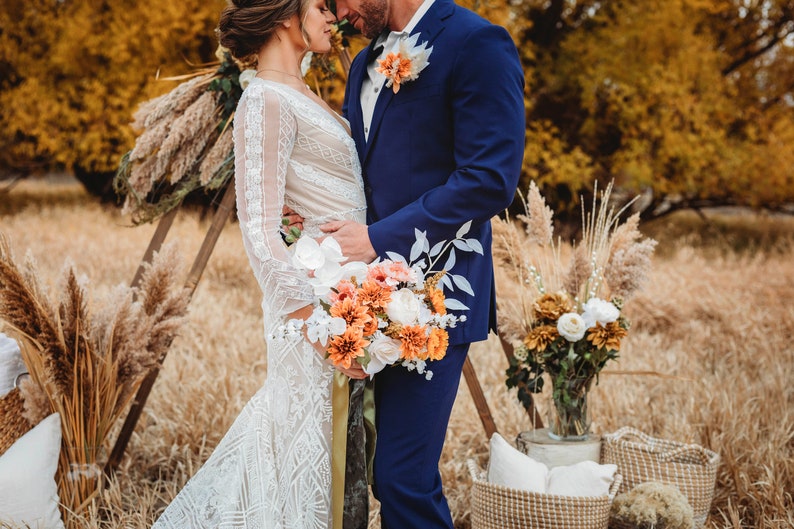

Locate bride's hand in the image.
[309,340,368,379]
[334,361,368,380]
[281,205,304,234]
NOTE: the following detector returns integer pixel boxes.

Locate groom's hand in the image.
[320,220,377,263]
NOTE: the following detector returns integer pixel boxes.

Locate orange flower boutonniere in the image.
[376,33,433,94]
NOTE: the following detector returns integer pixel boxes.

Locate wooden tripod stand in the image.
[104,48,541,475]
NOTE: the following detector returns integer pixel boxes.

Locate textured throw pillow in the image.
[0,413,65,529]
[487,432,548,493]
[546,459,618,497]
[0,333,26,397]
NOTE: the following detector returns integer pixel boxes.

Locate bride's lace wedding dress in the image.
[152,78,366,529]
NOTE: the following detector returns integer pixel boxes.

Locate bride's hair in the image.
[217,0,311,60]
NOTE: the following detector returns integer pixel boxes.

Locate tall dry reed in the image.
[1,179,792,528]
[0,231,190,528]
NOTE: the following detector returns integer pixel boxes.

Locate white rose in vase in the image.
[557,312,587,342]
[581,297,620,328]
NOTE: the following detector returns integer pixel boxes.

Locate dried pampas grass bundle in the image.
[0,234,189,528]
[492,181,657,345]
[114,47,251,225]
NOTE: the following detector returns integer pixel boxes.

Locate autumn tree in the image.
[1,0,792,218]
[513,0,794,220]
[0,0,225,196]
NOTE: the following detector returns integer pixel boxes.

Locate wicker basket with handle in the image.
[601,427,719,528]
[0,387,33,456]
[468,459,622,529]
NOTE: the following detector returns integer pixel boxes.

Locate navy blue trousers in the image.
[371,343,470,529]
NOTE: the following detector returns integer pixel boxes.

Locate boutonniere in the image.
[376,33,433,94]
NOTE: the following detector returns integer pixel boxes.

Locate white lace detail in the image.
[152,78,367,529]
[291,160,364,203]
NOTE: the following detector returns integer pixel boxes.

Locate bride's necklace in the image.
[256,68,306,84]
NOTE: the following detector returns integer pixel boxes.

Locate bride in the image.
[151,0,368,527]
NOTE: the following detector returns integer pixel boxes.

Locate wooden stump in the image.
[515,428,602,468]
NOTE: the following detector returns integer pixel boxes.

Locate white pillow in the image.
[546,459,617,497]
[0,333,26,397]
[487,432,548,493]
[0,413,65,529]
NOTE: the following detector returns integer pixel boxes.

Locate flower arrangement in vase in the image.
[492,181,656,440]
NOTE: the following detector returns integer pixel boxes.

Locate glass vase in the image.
[548,378,592,441]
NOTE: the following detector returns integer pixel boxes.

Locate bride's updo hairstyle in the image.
[218,0,307,60]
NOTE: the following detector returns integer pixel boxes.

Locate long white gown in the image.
[152,78,367,529]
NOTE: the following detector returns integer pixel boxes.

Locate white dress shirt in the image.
[360,0,436,141]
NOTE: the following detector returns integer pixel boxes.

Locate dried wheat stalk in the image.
[0,234,189,528]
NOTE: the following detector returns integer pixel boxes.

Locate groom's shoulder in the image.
[444,2,511,41]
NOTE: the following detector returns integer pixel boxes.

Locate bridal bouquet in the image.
[271,223,480,380]
[493,182,656,438]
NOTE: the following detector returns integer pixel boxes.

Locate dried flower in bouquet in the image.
[0,235,189,526]
[492,181,656,438]
[271,223,479,380]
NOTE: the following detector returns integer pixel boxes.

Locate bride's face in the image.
[302,0,336,54]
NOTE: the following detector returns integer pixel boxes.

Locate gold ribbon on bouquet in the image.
[331,373,377,528]
[331,372,349,529]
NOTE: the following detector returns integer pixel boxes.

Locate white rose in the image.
[581,298,620,328]
[364,332,403,377]
[239,69,257,90]
[385,288,422,326]
[557,312,586,342]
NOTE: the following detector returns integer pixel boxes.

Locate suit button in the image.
[364,185,372,196]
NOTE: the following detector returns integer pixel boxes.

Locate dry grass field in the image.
[1,177,792,528]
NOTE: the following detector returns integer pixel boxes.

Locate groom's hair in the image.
[217,0,310,60]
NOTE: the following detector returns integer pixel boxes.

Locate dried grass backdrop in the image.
[1,178,792,528]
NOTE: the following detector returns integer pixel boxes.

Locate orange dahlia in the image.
[426,328,449,361]
[533,293,572,322]
[399,324,429,361]
[327,327,369,369]
[357,279,392,312]
[523,324,559,352]
[330,297,372,329]
[586,321,627,351]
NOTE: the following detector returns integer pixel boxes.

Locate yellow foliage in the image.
[0,0,226,175]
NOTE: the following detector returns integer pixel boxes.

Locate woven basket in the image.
[601,427,719,528]
[0,387,33,456]
[468,459,622,529]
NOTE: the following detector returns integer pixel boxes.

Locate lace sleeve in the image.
[233,84,315,317]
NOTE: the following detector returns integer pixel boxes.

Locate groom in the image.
[321,0,525,526]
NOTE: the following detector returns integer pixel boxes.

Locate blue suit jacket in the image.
[343,0,525,345]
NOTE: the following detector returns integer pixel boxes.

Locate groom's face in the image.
[336,0,389,39]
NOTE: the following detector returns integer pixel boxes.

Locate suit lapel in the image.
[348,42,378,165]
[362,0,453,164]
